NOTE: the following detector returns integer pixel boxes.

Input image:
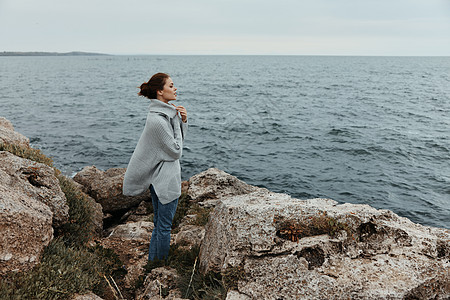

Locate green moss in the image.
[55,175,97,247]
[172,192,192,229]
[0,142,124,299]
[143,200,154,215]
[134,274,146,291]
[167,244,226,299]
[142,244,247,300]
[0,142,54,167]
[172,194,211,232]
[222,265,246,291]
[188,204,211,227]
[183,271,227,300]
[0,239,123,300]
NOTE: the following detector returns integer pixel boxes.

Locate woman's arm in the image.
[150,116,183,161]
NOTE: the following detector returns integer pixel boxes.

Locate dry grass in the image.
[275,211,350,242]
[142,243,246,300]
[0,142,54,168]
[0,239,123,300]
[56,174,98,247]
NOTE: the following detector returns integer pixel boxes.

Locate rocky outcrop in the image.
[0,117,30,147]
[2,114,449,299]
[187,168,262,203]
[73,166,149,213]
[0,186,53,275]
[0,152,59,274]
[0,151,69,227]
[0,120,68,275]
[199,189,450,299]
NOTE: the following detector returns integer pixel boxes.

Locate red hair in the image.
[138,73,170,99]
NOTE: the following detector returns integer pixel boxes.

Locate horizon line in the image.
[1,51,450,57]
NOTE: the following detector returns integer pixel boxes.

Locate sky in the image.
[1,0,449,56]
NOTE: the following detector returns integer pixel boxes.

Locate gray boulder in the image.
[199,189,450,299]
[0,152,61,274]
[0,151,68,227]
[73,166,149,213]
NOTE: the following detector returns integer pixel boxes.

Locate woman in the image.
[123,73,188,261]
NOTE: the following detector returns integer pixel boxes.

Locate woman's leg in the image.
[148,185,179,261]
[155,197,178,260]
[148,185,159,260]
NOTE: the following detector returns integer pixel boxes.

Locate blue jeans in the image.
[148,185,178,261]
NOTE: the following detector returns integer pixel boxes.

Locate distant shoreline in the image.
[1,52,449,57]
[0,51,110,56]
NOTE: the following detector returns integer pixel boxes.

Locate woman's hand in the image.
[172,104,188,123]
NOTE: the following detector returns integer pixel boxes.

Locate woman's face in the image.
[158,77,177,102]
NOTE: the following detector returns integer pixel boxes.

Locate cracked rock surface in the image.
[0,151,68,226]
[199,190,450,299]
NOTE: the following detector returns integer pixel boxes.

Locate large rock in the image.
[0,117,30,147]
[187,168,261,203]
[0,154,57,274]
[73,166,149,213]
[0,151,68,227]
[199,189,450,299]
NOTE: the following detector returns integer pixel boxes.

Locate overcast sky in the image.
[1,0,449,55]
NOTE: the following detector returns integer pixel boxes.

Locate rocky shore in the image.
[0,117,449,299]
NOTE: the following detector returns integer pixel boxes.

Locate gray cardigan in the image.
[123,99,187,204]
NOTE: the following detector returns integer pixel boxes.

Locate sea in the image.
[0,55,449,229]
